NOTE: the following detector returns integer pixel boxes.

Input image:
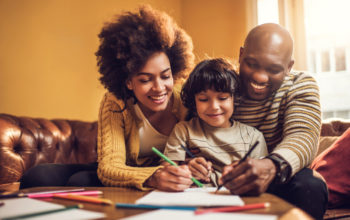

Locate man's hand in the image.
[219,158,277,196]
[188,157,212,183]
[144,164,193,192]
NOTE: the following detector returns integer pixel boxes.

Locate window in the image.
[257,0,279,24]
[304,0,350,120]
[335,47,346,72]
[253,0,350,120]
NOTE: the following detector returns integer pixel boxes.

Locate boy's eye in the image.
[219,96,229,100]
[196,95,208,102]
[198,98,208,102]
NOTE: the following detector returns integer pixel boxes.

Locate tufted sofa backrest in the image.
[320,118,350,136]
[0,114,98,185]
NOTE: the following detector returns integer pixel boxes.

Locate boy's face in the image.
[195,89,234,128]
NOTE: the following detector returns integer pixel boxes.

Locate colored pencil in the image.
[3,204,83,220]
[28,190,102,198]
[53,194,113,205]
[195,202,270,215]
[116,203,196,211]
[0,188,85,199]
[0,192,26,199]
[238,141,260,165]
[26,188,85,196]
[180,144,196,158]
[216,141,260,192]
[152,147,204,187]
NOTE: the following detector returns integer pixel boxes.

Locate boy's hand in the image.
[188,157,212,182]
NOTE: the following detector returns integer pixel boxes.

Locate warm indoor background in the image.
[0,0,247,121]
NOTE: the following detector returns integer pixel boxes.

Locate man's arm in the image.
[220,73,321,195]
[271,73,321,176]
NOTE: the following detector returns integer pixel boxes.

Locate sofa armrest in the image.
[0,114,98,185]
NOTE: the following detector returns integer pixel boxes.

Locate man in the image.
[219,23,328,220]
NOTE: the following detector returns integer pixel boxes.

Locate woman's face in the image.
[126,52,173,115]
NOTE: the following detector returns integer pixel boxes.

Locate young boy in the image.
[163,58,267,186]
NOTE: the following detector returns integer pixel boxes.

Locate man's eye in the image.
[247,62,258,69]
[268,69,282,74]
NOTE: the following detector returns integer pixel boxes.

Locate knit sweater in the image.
[233,71,321,176]
[164,117,268,185]
[97,85,187,190]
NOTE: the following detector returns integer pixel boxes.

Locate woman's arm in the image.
[97,93,161,190]
[97,93,192,191]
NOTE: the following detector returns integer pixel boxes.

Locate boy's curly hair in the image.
[96,5,194,101]
[181,58,239,120]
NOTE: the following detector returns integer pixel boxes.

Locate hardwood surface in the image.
[18,187,313,219]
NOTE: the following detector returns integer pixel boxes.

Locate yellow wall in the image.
[182,0,246,61]
[0,0,247,121]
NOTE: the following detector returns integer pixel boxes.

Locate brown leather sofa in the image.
[0,113,350,219]
[0,113,98,190]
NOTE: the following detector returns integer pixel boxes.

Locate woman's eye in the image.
[162,75,171,79]
[139,79,150,83]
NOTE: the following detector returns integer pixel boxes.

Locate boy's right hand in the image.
[188,157,212,182]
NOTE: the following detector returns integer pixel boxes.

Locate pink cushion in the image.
[311,128,350,208]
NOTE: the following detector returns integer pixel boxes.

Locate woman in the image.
[21,5,195,191]
[95,5,195,191]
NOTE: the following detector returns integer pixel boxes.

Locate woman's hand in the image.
[188,157,212,183]
[144,164,193,191]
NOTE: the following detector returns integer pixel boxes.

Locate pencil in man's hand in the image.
[215,140,260,192]
[238,141,260,165]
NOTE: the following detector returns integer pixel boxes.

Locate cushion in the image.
[317,136,339,157]
[311,128,350,208]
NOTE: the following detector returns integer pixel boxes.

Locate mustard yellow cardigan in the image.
[97,86,187,190]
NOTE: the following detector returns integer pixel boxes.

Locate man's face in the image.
[238,44,293,101]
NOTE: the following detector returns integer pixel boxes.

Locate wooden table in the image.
[18,187,313,219]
